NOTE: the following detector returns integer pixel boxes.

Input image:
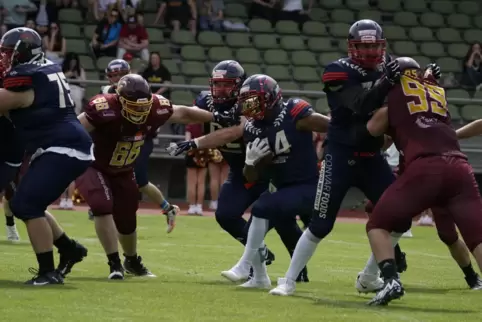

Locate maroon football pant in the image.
[76,167,139,235]
[367,156,482,252]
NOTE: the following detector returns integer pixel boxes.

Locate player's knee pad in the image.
[308,215,335,239]
[437,230,459,247]
[113,212,137,235]
[9,198,44,221]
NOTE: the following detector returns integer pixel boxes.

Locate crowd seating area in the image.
[57,0,482,123]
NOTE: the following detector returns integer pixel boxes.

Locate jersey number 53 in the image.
[48,72,75,108]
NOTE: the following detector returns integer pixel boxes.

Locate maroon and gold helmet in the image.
[116,74,153,124]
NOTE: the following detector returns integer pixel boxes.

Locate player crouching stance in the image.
[222,74,329,288]
[364,57,482,305]
[77,73,236,279]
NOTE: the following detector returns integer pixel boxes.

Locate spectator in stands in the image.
[35,0,49,36]
[90,0,123,21]
[117,15,149,61]
[207,152,228,211]
[42,21,66,64]
[278,0,311,24]
[56,0,79,8]
[185,123,207,216]
[0,0,38,30]
[249,0,277,23]
[155,0,197,36]
[25,18,35,29]
[136,11,144,26]
[90,7,122,58]
[142,52,172,99]
[197,0,224,31]
[62,52,86,115]
[462,42,482,90]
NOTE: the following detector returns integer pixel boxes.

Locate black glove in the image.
[426,63,441,80]
[213,108,240,127]
[385,60,401,84]
[166,140,198,156]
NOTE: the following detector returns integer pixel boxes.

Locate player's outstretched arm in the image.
[296,112,330,133]
[170,104,217,124]
[456,119,482,139]
[197,118,246,149]
[77,112,96,132]
[0,89,34,112]
[366,106,389,137]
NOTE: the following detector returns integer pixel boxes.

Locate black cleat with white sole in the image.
[466,274,482,290]
[124,255,155,277]
[25,268,64,286]
[108,260,125,280]
[296,266,309,283]
[57,240,88,277]
[368,278,404,306]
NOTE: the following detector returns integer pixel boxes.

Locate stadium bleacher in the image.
[56,0,482,167]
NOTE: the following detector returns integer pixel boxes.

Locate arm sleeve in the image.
[84,95,115,127]
[322,63,392,115]
[288,99,314,122]
[3,74,33,92]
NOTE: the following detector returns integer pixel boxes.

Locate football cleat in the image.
[296,266,309,283]
[124,255,156,277]
[239,276,271,289]
[6,224,20,241]
[221,265,250,282]
[269,277,296,296]
[263,246,275,265]
[108,260,124,280]
[356,272,384,293]
[466,274,482,290]
[56,240,88,277]
[368,278,404,306]
[25,268,64,286]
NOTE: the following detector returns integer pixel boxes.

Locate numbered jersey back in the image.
[387,73,463,166]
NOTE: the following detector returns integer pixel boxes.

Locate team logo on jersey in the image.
[156,108,169,115]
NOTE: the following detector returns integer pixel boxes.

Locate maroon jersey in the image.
[85,93,173,174]
[386,73,466,168]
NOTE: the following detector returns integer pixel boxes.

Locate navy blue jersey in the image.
[323,57,387,149]
[244,98,318,188]
[195,90,245,172]
[4,61,92,155]
[0,116,24,166]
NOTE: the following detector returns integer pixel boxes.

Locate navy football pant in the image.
[215,173,267,244]
[251,181,317,253]
[134,138,154,188]
[310,143,395,239]
[10,153,91,220]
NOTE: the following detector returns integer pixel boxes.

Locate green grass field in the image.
[0,210,480,322]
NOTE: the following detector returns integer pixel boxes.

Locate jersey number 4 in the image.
[110,140,145,167]
[48,72,74,108]
[401,77,447,116]
[275,130,291,154]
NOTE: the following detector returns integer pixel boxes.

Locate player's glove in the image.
[162,203,179,233]
[426,63,441,79]
[166,140,198,156]
[245,137,271,166]
[213,108,240,127]
[385,60,401,84]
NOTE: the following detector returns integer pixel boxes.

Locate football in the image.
[255,152,274,170]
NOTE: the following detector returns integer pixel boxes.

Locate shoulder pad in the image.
[322,61,350,86]
[194,91,212,111]
[286,98,313,121]
[153,94,172,107]
[3,66,35,92]
[85,94,118,127]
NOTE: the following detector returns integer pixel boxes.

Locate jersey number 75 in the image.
[48,72,75,108]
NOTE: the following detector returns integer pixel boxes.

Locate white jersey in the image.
[385,143,399,168]
[100,85,113,94]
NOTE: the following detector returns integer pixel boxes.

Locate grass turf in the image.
[0,210,480,322]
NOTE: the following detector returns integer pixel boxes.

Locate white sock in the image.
[362,232,403,276]
[236,216,269,269]
[286,229,321,281]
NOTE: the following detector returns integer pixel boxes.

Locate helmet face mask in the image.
[239,91,265,120]
[0,47,15,78]
[209,60,246,104]
[238,74,281,121]
[347,20,386,69]
[116,74,153,125]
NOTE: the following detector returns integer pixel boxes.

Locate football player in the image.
[0,27,93,285]
[167,61,311,282]
[270,19,406,296]
[221,74,329,288]
[76,73,236,279]
[364,57,482,305]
